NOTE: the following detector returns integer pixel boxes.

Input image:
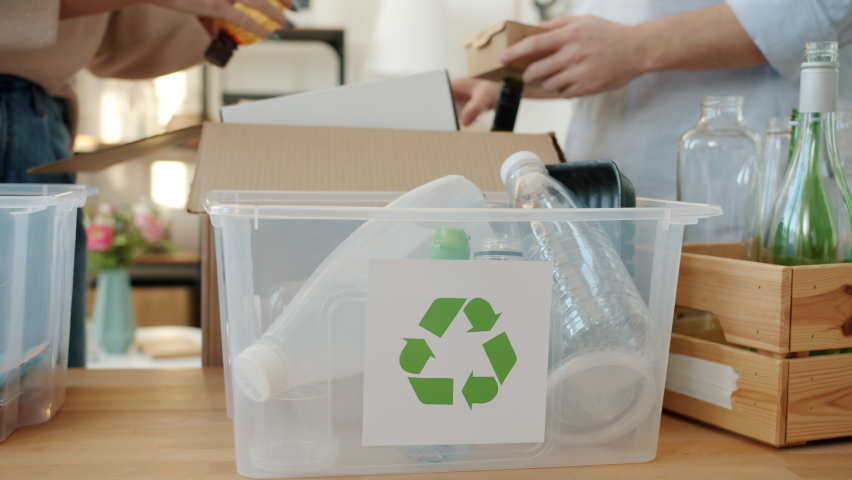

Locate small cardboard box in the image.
[33,124,564,366]
[464,21,548,81]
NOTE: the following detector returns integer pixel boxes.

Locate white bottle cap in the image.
[501,151,544,184]
[233,343,289,402]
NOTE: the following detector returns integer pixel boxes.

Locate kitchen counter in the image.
[0,368,850,479]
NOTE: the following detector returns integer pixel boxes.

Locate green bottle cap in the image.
[430,227,470,260]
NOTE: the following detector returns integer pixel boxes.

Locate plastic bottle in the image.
[399,227,473,464]
[501,151,657,446]
[233,176,488,403]
[205,0,289,67]
[473,236,523,261]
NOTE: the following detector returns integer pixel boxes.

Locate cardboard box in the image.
[34,123,564,366]
[464,21,548,82]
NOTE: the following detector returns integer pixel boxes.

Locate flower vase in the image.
[92,269,136,354]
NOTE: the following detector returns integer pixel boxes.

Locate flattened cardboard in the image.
[29,126,201,174]
[464,21,547,82]
[221,70,459,132]
[185,123,563,213]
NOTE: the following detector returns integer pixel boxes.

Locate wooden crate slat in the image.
[786,354,852,443]
[790,263,852,351]
[664,333,787,446]
[676,253,792,352]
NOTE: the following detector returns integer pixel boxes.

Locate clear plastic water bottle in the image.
[501,151,657,446]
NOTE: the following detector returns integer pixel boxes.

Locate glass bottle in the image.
[491,78,524,132]
[758,117,792,237]
[205,0,288,67]
[837,109,852,184]
[762,42,852,266]
[677,96,762,260]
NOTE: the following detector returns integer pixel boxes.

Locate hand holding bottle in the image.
[151,0,295,39]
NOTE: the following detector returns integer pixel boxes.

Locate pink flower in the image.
[134,212,165,243]
[87,224,114,252]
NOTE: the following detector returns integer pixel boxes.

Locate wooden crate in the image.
[665,244,852,446]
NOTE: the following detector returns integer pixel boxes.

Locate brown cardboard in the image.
[464,21,548,82]
[29,126,202,174]
[186,123,562,212]
[36,123,565,366]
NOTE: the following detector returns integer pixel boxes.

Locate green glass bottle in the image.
[761,42,852,266]
[788,108,798,167]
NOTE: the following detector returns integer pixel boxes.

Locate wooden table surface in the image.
[1,369,850,480]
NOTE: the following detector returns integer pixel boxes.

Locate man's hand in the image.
[501,15,647,99]
[451,77,501,127]
[499,5,764,99]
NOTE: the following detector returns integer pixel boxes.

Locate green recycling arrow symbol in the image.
[401,298,516,409]
[399,338,434,374]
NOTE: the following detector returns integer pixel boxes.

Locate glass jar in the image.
[677,96,762,260]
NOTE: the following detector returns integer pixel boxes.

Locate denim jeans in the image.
[0,74,87,368]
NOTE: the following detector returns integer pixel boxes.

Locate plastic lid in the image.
[205,31,238,67]
[546,350,656,446]
[234,343,289,402]
[430,227,471,260]
[501,151,543,184]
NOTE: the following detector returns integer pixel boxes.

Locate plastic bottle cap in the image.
[501,151,544,184]
[431,227,471,260]
[234,343,289,402]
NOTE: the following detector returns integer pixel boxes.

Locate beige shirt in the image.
[0,0,210,133]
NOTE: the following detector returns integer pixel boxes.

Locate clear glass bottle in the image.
[758,116,792,238]
[677,96,762,260]
[762,42,852,266]
[837,110,852,185]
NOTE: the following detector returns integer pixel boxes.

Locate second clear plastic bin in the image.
[1,184,96,443]
[206,190,719,478]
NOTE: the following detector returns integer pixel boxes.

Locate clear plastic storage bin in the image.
[206,190,719,478]
[1,184,96,443]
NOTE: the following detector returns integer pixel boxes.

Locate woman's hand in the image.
[151,0,294,38]
[451,77,501,127]
[500,15,648,99]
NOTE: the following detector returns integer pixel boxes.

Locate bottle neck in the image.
[789,112,837,176]
[698,98,746,127]
[799,62,839,113]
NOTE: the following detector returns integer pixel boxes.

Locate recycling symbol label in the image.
[400,298,517,408]
[362,259,554,447]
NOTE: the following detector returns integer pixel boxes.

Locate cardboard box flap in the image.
[463,21,509,49]
[187,122,563,213]
[29,126,202,174]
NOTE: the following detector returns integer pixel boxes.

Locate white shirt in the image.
[566,0,852,200]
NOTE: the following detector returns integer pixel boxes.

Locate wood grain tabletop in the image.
[0,368,849,480]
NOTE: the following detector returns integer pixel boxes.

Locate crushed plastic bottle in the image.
[501,151,657,446]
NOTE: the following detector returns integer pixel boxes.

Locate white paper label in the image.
[665,353,739,410]
[362,259,553,446]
